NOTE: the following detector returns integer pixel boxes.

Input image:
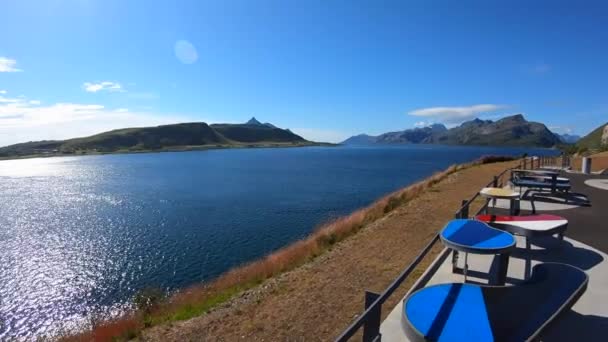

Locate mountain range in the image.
[0,118,311,158]
[557,134,581,144]
[342,114,563,147]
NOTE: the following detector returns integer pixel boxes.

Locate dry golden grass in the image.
[62,317,140,342]
[60,155,514,342]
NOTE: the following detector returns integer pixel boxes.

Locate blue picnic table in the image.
[440,219,515,285]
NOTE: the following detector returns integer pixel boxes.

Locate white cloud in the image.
[0,90,7,94]
[83,81,124,93]
[408,104,506,124]
[414,121,430,128]
[0,57,22,72]
[0,94,192,147]
[0,95,21,103]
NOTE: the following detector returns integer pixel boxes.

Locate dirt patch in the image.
[138,160,518,341]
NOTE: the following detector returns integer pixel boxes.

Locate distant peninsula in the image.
[342,114,563,148]
[0,117,329,159]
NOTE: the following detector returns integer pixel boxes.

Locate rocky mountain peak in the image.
[246,117,263,125]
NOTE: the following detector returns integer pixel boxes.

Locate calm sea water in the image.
[0,145,558,338]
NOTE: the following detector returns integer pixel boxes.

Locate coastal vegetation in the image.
[60,155,514,341]
[0,118,319,159]
[574,122,608,153]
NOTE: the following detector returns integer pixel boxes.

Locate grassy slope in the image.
[0,122,312,158]
[61,123,229,152]
[210,124,306,143]
[576,122,608,150]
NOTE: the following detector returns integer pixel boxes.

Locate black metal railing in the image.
[335,159,528,342]
[334,233,440,342]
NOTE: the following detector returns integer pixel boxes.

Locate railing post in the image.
[363,291,381,342]
[492,175,498,188]
[523,158,527,170]
[459,199,469,219]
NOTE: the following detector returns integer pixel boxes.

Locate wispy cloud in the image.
[0,94,191,147]
[0,90,7,94]
[408,104,506,124]
[127,92,159,100]
[413,121,431,128]
[0,57,22,72]
[549,125,573,134]
[0,95,22,103]
[83,81,124,93]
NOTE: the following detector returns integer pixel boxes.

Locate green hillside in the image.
[61,123,228,152]
[210,124,305,143]
[0,119,312,158]
[576,122,608,150]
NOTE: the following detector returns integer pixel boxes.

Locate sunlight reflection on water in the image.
[0,147,558,339]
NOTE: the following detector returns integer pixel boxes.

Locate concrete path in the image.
[380,171,608,341]
[380,235,608,341]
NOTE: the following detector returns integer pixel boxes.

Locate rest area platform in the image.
[380,172,608,341]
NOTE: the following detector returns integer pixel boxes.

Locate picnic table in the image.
[402,263,588,342]
[440,219,515,285]
[511,169,559,176]
[479,187,520,215]
[476,214,568,241]
[511,169,570,195]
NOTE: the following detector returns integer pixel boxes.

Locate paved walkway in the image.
[551,172,608,253]
[380,171,608,341]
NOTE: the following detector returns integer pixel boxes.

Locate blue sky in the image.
[0,1,607,146]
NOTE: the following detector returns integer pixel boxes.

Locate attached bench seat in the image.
[475,214,568,239]
[512,179,571,191]
[520,175,570,184]
[402,263,588,342]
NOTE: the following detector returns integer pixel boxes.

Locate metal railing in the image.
[335,160,526,342]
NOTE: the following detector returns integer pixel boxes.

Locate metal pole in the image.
[363,291,381,342]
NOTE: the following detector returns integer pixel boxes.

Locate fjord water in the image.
[0,145,557,338]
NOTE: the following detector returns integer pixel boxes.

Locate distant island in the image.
[0,117,329,159]
[342,114,564,148]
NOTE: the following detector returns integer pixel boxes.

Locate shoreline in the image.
[61,155,515,341]
[0,141,337,161]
